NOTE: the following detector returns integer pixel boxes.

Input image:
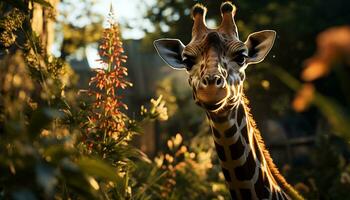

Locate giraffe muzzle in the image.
[201,74,226,88]
[196,74,228,106]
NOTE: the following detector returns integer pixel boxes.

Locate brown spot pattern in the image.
[229,138,245,160]
[212,127,221,138]
[224,124,237,137]
[222,167,231,182]
[234,152,256,181]
[214,142,226,161]
[255,170,270,199]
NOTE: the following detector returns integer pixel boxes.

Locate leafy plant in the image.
[0,3,166,199]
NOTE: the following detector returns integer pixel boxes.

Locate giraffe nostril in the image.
[201,77,209,87]
[201,75,225,88]
[216,77,222,86]
[215,76,225,88]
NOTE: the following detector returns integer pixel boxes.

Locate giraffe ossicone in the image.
[154,2,304,200]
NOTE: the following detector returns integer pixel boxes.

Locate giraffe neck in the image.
[207,97,294,200]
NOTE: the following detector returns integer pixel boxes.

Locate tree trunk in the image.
[30,0,58,54]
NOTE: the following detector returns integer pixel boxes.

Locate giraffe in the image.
[154,2,304,200]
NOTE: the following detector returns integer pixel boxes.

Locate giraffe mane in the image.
[241,95,304,200]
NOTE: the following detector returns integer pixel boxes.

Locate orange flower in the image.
[292,83,315,112]
[302,58,329,81]
[302,26,350,81]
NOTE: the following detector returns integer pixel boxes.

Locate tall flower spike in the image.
[87,6,131,140]
[108,3,117,25]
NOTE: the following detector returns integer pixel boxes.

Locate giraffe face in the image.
[183,31,248,111]
[154,2,276,112]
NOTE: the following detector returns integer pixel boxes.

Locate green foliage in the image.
[131,133,229,200]
[155,75,205,139]
[0,4,99,199]
[0,3,117,199]
[0,8,25,48]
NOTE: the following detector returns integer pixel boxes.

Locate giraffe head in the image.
[154,2,276,113]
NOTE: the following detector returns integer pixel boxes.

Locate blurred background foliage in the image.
[1,0,350,199]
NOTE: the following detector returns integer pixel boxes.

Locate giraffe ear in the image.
[154,39,186,70]
[244,30,276,65]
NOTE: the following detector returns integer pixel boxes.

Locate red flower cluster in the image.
[87,20,132,140]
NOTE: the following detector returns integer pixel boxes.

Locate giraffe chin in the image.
[196,87,228,112]
[202,102,225,112]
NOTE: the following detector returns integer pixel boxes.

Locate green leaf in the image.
[43,145,73,162]
[60,159,97,198]
[77,157,120,182]
[28,108,64,135]
[33,0,53,8]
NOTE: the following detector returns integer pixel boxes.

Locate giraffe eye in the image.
[233,52,247,66]
[183,54,196,70]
